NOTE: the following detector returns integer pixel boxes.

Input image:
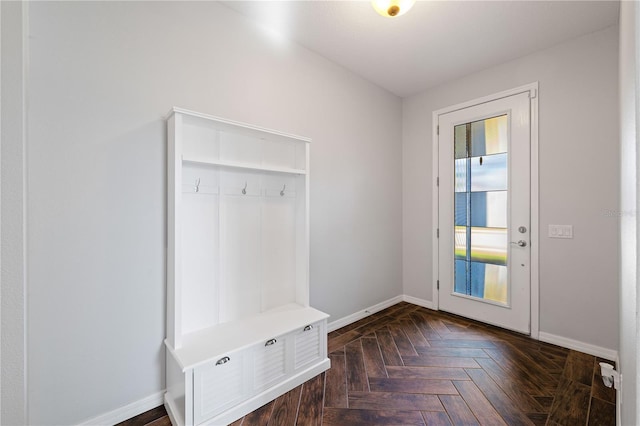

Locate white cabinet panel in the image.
[194,352,249,425]
[219,194,261,323]
[261,196,297,311]
[261,139,297,170]
[182,119,219,160]
[181,192,219,334]
[219,132,262,165]
[253,338,287,392]
[294,322,323,370]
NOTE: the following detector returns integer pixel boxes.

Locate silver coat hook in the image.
[280,184,286,196]
[195,178,201,193]
[242,182,247,195]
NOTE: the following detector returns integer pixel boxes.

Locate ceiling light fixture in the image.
[372,0,416,18]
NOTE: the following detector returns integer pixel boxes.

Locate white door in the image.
[437,91,531,334]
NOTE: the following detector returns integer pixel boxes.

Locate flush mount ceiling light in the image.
[372,0,416,18]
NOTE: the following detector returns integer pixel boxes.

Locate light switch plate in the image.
[549,224,573,239]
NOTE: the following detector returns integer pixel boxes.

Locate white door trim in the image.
[431,82,539,339]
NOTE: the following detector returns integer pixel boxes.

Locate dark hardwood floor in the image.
[119,302,616,426]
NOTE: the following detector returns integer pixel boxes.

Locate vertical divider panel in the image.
[261,174,297,311]
[181,165,220,334]
[219,170,262,323]
[295,146,310,306]
[167,113,181,348]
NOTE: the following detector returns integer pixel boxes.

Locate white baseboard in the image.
[402,294,435,310]
[327,295,403,332]
[77,391,164,426]
[164,394,182,426]
[538,332,618,361]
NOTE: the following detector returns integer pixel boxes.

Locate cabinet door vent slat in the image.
[201,367,243,399]
[254,342,287,389]
[195,357,246,424]
[294,326,321,369]
[297,345,319,359]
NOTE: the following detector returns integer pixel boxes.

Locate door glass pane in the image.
[471,115,508,156]
[470,227,507,265]
[470,153,507,192]
[471,262,507,303]
[455,159,467,192]
[454,124,468,159]
[453,115,508,305]
[454,226,467,260]
[455,260,467,294]
[455,193,468,226]
[470,191,507,228]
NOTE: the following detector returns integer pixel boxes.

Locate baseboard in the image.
[402,294,435,310]
[77,391,165,426]
[538,332,618,361]
[164,394,183,426]
[327,295,403,332]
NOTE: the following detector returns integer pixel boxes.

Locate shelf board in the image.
[166,305,328,371]
[182,155,307,175]
[169,107,311,144]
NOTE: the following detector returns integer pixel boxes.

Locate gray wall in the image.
[25,2,402,424]
[403,26,620,352]
[618,2,638,424]
[1,2,27,425]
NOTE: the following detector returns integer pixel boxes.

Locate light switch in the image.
[549,224,573,239]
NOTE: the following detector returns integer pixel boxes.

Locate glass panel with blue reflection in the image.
[455,159,467,192]
[470,262,507,302]
[470,191,507,228]
[455,193,468,226]
[470,153,507,192]
[453,115,509,305]
[471,115,508,156]
[455,260,467,294]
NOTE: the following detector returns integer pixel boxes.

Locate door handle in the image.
[511,240,527,247]
[215,356,230,365]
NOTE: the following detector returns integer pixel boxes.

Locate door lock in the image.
[518,226,527,233]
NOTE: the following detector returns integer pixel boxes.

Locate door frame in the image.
[431,82,540,339]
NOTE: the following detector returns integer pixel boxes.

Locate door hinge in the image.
[437,228,439,238]
[437,280,440,290]
[436,177,439,186]
[437,125,439,135]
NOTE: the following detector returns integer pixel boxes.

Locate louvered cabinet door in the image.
[193,351,249,425]
[253,337,287,392]
[294,321,325,370]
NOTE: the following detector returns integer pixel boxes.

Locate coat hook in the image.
[280,184,286,196]
[195,178,201,193]
[242,182,247,195]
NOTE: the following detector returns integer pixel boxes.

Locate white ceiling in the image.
[222,0,620,98]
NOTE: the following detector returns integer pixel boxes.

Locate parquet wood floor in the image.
[120,302,615,426]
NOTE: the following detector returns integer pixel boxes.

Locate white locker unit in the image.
[165,108,330,426]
